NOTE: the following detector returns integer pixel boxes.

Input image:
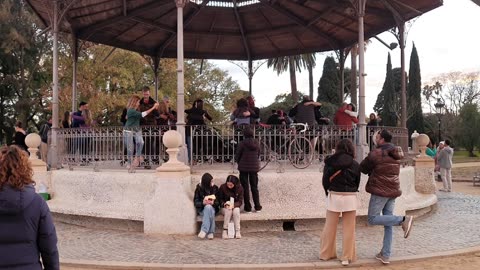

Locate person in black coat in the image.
[193,173,219,240]
[0,145,59,270]
[217,175,244,239]
[320,139,361,266]
[235,127,262,213]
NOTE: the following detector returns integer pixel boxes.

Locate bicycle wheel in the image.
[288,136,313,169]
[259,141,273,171]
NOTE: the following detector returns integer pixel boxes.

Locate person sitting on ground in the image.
[320,139,361,266]
[0,145,59,270]
[217,175,244,239]
[194,173,220,240]
[235,127,262,213]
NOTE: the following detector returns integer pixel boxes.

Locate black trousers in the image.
[239,171,262,212]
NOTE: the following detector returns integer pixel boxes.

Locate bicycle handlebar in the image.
[289,123,308,133]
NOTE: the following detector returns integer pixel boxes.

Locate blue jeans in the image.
[200,205,216,234]
[367,194,404,258]
[123,130,144,165]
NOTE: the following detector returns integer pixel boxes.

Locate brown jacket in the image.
[360,143,404,198]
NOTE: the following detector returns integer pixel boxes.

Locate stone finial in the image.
[157,130,189,172]
[25,133,47,169]
[416,133,430,157]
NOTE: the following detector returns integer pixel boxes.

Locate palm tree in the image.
[267,54,316,101]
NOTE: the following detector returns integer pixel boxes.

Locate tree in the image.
[456,103,480,157]
[317,56,340,104]
[423,72,480,116]
[267,54,316,102]
[406,43,425,134]
[375,53,396,126]
[0,0,52,142]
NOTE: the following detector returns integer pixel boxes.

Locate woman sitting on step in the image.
[194,173,219,240]
[217,175,244,239]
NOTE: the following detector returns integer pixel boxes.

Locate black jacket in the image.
[322,152,361,196]
[0,185,59,270]
[235,138,260,172]
[193,184,219,214]
[217,183,244,209]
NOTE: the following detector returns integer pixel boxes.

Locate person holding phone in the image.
[217,175,244,239]
[193,173,219,239]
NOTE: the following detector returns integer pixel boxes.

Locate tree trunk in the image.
[308,64,313,100]
[350,48,357,107]
[339,51,345,103]
[289,58,298,101]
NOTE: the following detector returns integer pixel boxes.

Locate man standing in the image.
[72,101,88,128]
[289,95,321,126]
[334,102,359,130]
[437,139,454,192]
[360,129,414,265]
[39,118,52,163]
[138,86,159,168]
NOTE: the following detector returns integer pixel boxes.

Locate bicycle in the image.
[257,123,314,171]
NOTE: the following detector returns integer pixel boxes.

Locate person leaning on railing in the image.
[123,95,158,171]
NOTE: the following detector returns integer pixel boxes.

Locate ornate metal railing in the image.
[53,124,408,172]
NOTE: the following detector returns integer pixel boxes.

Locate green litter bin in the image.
[39,193,50,201]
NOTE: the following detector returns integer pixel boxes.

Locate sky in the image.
[212,0,480,113]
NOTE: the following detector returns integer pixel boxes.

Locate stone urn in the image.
[416,134,430,157]
[157,130,189,172]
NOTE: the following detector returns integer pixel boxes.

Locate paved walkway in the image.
[56,191,480,267]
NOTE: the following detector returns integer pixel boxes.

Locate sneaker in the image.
[197,231,207,239]
[341,260,349,266]
[375,253,390,264]
[439,188,448,192]
[222,229,228,239]
[255,210,262,213]
[235,231,242,239]
[402,216,414,238]
[207,233,214,240]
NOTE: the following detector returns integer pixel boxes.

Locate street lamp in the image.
[434,98,445,142]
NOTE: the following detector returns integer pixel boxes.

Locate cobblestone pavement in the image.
[56,191,480,265]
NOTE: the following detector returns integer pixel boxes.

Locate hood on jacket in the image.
[324,152,354,170]
[378,143,403,160]
[0,185,36,215]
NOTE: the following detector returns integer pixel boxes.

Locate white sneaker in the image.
[207,233,214,240]
[341,260,349,266]
[197,231,206,239]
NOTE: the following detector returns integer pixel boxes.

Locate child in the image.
[217,175,244,239]
[235,127,262,213]
[194,173,219,239]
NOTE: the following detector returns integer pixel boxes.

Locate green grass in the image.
[453,150,480,163]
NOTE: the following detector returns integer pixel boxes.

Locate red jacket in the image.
[334,107,358,129]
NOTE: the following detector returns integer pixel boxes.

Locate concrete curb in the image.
[61,245,480,269]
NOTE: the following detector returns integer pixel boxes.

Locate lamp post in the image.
[434,98,445,142]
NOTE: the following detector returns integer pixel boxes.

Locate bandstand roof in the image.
[26,0,442,60]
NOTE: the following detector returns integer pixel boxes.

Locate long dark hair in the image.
[225,175,239,188]
[194,99,204,110]
[201,173,213,190]
[335,139,355,157]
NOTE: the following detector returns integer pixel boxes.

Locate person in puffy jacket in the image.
[319,139,361,266]
[235,127,262,213]
[193,173,219,240]
[360,129,413,265]
[0,145,59,270]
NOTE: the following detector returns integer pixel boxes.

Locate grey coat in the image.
[437,146,453,169]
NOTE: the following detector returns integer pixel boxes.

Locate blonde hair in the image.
[126,95,140,109]
[82,109,92,126]
[0,145,34,190]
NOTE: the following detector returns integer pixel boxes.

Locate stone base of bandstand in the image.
[44,164,437,235]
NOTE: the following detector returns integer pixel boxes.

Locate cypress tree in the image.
[317,56,340,105]
[407,43,425,134]
[376,53,396,126]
